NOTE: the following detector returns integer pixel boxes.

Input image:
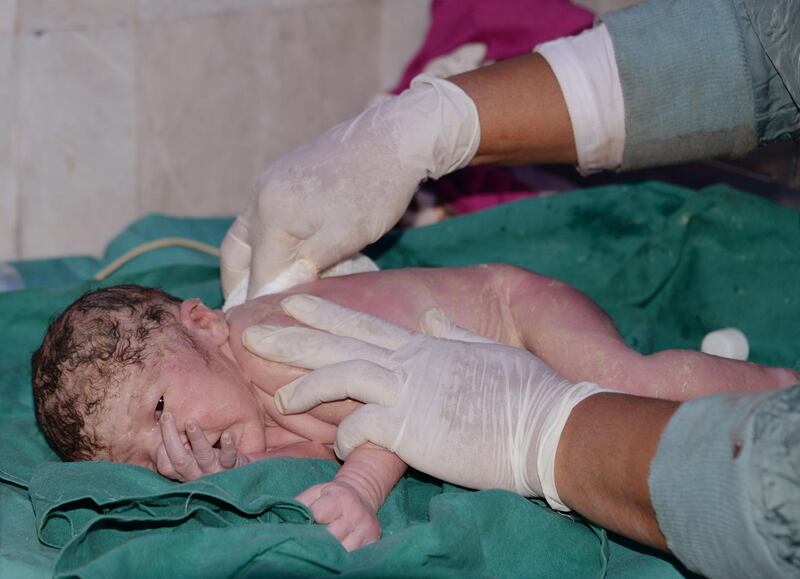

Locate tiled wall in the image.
[0,0,430,260]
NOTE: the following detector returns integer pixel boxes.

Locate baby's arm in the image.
[296,445,406,551]
[156,412,404,550]
[492,265,799,399]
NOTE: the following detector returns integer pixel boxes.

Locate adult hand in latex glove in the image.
[242,295,609,510]
[220,76,480,309]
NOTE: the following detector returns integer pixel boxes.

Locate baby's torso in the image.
[226,266,519,445]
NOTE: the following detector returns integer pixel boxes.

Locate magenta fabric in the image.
[431,166,535,214]
[392,0,594,94]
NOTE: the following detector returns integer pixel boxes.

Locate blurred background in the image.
[0,0,796,261]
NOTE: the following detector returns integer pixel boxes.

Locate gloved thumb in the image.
[220,216,252,304]
[247,226,318,298]
[274,360,400,415]
[252,258,318,299]
[334,404,403,460]
[419,307,496,344]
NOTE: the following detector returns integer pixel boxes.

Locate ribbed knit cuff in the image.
[650,387,798,578]
[601,0,757,169]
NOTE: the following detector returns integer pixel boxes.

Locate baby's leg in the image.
[502,267,799,400]
[622,349,799,400]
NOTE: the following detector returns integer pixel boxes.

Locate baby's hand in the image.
[157,411,249,481]
[295,480,381,551]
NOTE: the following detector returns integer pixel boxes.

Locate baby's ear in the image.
[179,299,229,346]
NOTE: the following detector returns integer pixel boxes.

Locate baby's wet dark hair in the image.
[31,285,187,461]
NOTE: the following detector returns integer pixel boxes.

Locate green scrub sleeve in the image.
[601,0,800,170]
[649,385,800,578]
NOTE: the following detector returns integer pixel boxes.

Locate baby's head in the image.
[32,284,265,468]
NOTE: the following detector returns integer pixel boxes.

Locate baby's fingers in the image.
[306,494,352,545]
[218,432,238,469]
[160,412,202,480]
[295,484,330,518]
[155,443,180,480]
[328,517,379,551]
[310,494,345,526]
[184,419,216,471]
[296,484,379,551]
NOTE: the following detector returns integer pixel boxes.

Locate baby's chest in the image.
[261,394,341,445]
[250,371,357,445]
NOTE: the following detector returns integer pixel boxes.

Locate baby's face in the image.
[98,339,268,471]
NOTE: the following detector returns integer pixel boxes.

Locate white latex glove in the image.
[241,295,610,511]
[221,75,480,309]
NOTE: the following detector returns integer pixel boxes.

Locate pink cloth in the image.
[432,165,537,214]
[392,0,594,94]
[392,0,594,215]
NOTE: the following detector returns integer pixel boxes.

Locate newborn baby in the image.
[32,265,799,550]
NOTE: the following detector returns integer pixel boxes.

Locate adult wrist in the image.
[529,382,612,510]
[407,74,481,179]
[535,24,625,174]
[553,392,677,548]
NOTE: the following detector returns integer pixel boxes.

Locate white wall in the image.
[0,0,430,260]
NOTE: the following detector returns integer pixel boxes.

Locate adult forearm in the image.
[554,392,678,550]
[448,53,577,166]
[555,386,800,578]
[450,0,799,175]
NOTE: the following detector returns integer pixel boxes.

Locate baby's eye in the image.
[154,396,165,421]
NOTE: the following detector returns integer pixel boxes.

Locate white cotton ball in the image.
[701,328,749,361]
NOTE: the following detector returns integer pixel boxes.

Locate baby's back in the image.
[225,266,520,445]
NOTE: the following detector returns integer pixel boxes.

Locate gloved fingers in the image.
[318,253,380,278]
[274,360,400,415]
[281,295,418,350]
[220,216,252,300]
[419,307,497,344]
[247,227,317,298]
[333,404,400,460]
[252,259,318,298]
[222,277,248,312]
[243,324,394,370]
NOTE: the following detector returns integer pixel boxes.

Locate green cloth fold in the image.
[30,460,605,578]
